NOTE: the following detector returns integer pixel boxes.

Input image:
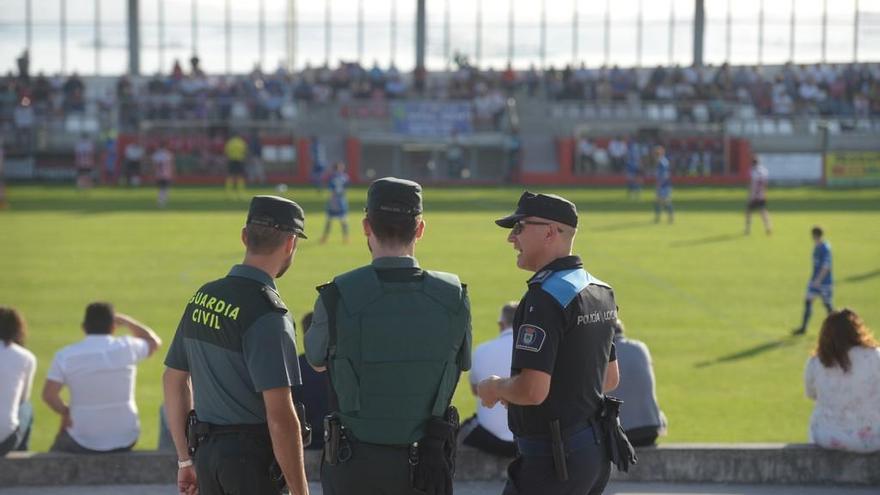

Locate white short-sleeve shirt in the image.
[0,343,37,442]
[46,335,150,451]
[469,329,514,442]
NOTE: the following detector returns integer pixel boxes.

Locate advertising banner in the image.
[756,153,823,184]
[391,101,473,137]
[824,151,880,187]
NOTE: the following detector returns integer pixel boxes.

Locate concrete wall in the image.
[1,444,878,488]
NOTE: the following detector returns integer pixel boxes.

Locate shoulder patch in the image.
[515,324,546,353]
[261,286,288,313]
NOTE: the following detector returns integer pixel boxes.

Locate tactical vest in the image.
[324,265,468,445]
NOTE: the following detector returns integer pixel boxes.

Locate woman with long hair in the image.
[805,308,880,453]
[0,307,37,455]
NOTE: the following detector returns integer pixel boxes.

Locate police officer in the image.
[478,191,620,495]
[305,177,472,495]
[163,195,310,495]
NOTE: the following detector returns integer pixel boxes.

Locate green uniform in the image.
[306,256,472,495]
[165,264,302,495]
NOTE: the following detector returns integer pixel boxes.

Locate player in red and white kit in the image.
[745,158,772,235]
[152,144,175,208]
[74,134,95,190]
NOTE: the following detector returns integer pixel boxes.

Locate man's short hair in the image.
[366,210,420,246]
[499,301,519,327]
[811,226,824,238]
[83,302,114,335]
[245,224,291,255]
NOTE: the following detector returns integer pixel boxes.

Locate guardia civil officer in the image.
[163,195,309,495]
[478,192,621,495]
[305,177,472,495]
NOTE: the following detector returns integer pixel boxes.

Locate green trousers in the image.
[321,441,424,495]
[194,431,279,495]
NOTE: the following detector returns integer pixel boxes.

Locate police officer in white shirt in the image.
[42,302,161,453]
[461,301,518,457]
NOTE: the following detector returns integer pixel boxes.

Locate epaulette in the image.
[261,286,288,313]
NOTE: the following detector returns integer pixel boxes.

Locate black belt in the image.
[515,424,597,457]
[205,422,269,435]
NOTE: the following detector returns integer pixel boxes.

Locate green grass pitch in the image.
[2,185,879,451]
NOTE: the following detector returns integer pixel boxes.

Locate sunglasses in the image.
[511,220,552,235]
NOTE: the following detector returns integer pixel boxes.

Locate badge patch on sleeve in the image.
[515,324,546,353]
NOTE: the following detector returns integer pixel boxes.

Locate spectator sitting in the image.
[805,308,880,453]
[0,307,36,456]
[41,302,162,453]
[612,318,667,447]
[298,312,328,450]
[460,301,518,458]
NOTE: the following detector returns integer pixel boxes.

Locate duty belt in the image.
[204,422,269,435]
[514,424,597,457]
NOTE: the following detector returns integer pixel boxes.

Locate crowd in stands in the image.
[3,48,879,147]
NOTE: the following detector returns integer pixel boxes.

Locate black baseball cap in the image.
[247,195,308,238]
[366,177,423,216]
[495,191,578,229]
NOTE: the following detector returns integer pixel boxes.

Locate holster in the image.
[295,401,312,448]
[185,410,209,457]
[597,396,638,473]
[322,414,350,466]
[410,406,459,495]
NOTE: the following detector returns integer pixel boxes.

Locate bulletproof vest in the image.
[327,266,468,445]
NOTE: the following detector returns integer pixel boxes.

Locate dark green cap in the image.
[366,177,423,216]
[247,195,308,238]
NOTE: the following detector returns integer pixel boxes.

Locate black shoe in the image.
[791,327,806,336]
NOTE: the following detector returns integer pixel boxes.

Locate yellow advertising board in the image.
[824,152,880,187]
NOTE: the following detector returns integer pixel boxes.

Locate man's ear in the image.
[362,217,372,237]
[287,234,297,254]
[415,218,425,240]
[241,227,248,247]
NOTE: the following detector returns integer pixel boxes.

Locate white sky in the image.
[0,0,878,74]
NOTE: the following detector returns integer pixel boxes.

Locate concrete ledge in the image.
[1,444,878,487]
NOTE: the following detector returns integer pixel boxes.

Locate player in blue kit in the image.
[653,146,673,224]
[319,162,350,244]
[793,226,834,335]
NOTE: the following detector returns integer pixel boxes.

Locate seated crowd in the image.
[1,302,878,456]
[2,48,879,146]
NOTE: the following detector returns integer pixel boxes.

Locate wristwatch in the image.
[178,458,194,469]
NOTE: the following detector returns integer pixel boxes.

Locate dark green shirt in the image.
[165,264,302,425]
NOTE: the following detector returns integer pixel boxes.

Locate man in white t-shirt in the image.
[74,134,95,190]
[151,144,175,208]
[460,301,518,457]
[745,158,772,235]
[42,302,162,453]
[0,307,36,456]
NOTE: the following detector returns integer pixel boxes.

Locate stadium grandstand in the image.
[1,0,879,187]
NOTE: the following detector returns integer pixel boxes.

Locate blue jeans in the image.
[0,402,33,455]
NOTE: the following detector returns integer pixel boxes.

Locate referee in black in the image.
[478,192,620,495]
